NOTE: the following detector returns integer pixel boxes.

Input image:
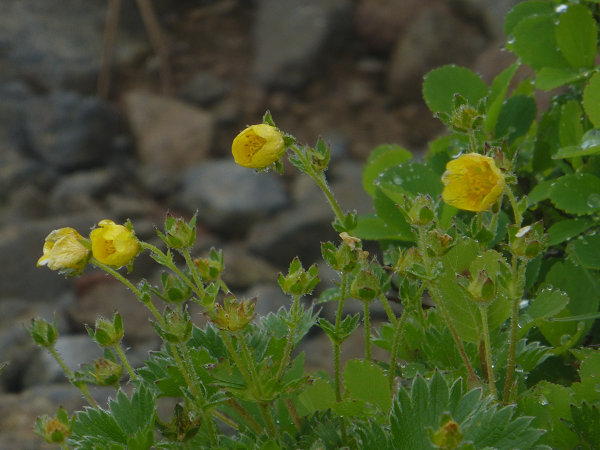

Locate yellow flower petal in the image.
[232,124,285,168]
[90,220,139,267]
[37,227,90,271]
[442,153,505,212]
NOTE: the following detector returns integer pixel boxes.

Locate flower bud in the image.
[278,257,319,296]
[159,214,197,249]
[350,269,380,302]
[34,407,72,444]
[508,222,547,260]
[86,312,124,347]
[193,248,225,282]
[232,124,285,169]
[155,307,193,344]
[160,272,194,303]
[430,417,463,449]
[91,357,123,386]
[207,295,256,332]
[27,317,58,348]
[466,270,495,303]
[408,194,435,226]
[90,220,140,267]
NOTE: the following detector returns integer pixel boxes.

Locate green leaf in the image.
[511,14,569,70]
[579,350,600,380]
[525,288,569,322]
[555,4,597,69]
[559,100,584,147]
[494,95,537,143]
[485,62,519,132]
[362,145,413,196]
[583,72,600,128]
[379,162,444,199]
[567,234,600,270]
[422,65,488,115]
[540,260,600,346]
[547,218,593,246]
[554,128,600,159]
[549,173,600,214]
[504,0,554,38]
[353,214,413,242]
[343,359,391,412]
[297,377,336,415]
[372,188,415,241]
[536,67,586,91]
[526,179,553,206]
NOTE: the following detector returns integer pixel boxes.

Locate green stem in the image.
[416,226,477,382]
[505,186,522,227]
[503,258,527,403]
[182,249,205,294]
[285,398,302,431]
[478,304,497,399]
[364,301,371,362]
[290,145,345,224]
[114,344,138,381]
[259,402,278,438]
[379,293,397,326]
[221,333,257,397]
[276,295,301,381]
[333,273,348,401]
[170,344,202,403]
[237,334,263,397]
[140,242,205,300]
[48,346,99,407]
[91,258,165,327]
[388,304,408,390]
[226,399,263,435]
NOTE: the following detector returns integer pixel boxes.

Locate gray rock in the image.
[0,0,148,91]
[178,160,288,236]
[49,169,113,215]
[23,335,103,387]
[0,215,103,302]
[124,91,215,174]
[450,0,521,40]
[354,0,424,53]
[24,91,123,170]
[179,71,233,106]
[387,2,488,102]
[252,0,353,88]
[244,283,290,318]
[66,277,158,347]
[221,243,281,290]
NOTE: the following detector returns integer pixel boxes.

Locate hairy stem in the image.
[478,304,497,399]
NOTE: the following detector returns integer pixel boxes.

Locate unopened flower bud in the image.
[193,248,225,282]
[160,272,194,303]
[408,195,436,226]
[159,214,197,249]
[467,270,495,303]
[350,269,380,302]
[278,257,319,296]
[27,317,58,348]
[86,313,124,347]
[92,357,123,386]
[207,295,256,332]
[156,307,193,344]
[430,418,463,449]
[34,407,72,444]
[508,222,547,260]
[37,227,90,274]
[232,124,285,169]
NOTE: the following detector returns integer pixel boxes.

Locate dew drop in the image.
[587,193,600,210]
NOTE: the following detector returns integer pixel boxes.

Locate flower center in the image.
[465,164,497,201]
[243,134,266,159]
[104,240,116,255]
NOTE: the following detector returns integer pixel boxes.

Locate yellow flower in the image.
[442,153,505,212]
[37,227,90,272]
[90,220,139,267]
[232,124,285,168]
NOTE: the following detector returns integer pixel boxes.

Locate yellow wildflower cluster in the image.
[38,220,139,273]
[441,153,505,212]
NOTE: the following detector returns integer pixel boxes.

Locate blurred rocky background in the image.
[0,0,519,447]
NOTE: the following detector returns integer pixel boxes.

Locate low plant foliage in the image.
[26,1,600,448]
